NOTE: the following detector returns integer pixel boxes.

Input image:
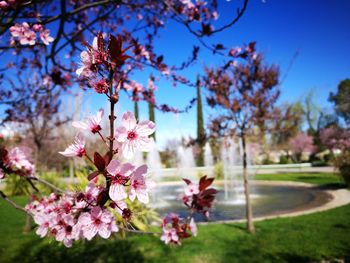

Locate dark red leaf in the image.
[88,171,100,181]
[94,152,105,171]
[96,189,107,204]
[199,176,214,191]
[182,178,192,185]
[103,152,111,165]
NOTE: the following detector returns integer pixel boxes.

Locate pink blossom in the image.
[106,159,135,201]
[78,206,118,240]
[0,169,4,179]
[288,132,315,155]
[9,23,23,38]
[75,183,103,209]
[0,1,9,9]
[184,183,199,196]
[40,29,54,45]
[59,133,86,157]
[6,147,35,176]
[20,30,36,45]
[72,109,104,134]
[76,37,99,77]
[91,78,109,94]
[160,227,180,245]
[115,111,156,159]
[32,24,43,32]
[55,215,75,247]
[129,164,151,204]
[33,214,50,238]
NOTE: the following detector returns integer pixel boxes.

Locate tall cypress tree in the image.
[148,75,156,141]
[134,100,139,120]
[196,75,205,166]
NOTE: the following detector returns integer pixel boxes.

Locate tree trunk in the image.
[241,134,255,233]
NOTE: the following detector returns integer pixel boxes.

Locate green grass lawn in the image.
[255,172,345,187]
[0,173,349,263]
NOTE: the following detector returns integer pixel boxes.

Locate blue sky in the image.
[97,0,350,148]
[2,0,350,148]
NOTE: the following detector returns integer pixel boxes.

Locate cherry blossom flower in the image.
[5,147,35,176]
[76,37,99,77]
[59,133,86,157]
[91,78,109,94]
[115,111,156,159]
[54,215,77,247]
[106,159,135,201]
[129,164,151,204]
[161,227,179,245]
[72,109,104,134]
[184,183,199,196]
[40,29,54,45]
[78,206,118,240]
[32,24,43,32]
[33,214,50,238]
[0,1,9,10]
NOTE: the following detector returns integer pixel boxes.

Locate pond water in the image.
[150,183,332,222]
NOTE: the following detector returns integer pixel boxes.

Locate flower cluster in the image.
[60,110,155,160]
[0,0,17,10]
[10,22,54,46]
[160,175,216,245]
[160,213,197,245]
[182,176,217,217]
[76,33,130,78]
[0,32,218,248]
[228,42,258,60]
[0,147,35,179]
[26,183,118,247]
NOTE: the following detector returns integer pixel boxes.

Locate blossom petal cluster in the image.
[72,109,104,134]
[115,111,156,159]
[26,183,119,247]
[182,176,217,217]
[106,160,152,204]
[10,22,54,46]
[160,213,197,245]
[59,133,86,157]
[0,147,35,179]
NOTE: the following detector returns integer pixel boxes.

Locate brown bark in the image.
[241,133,255,233]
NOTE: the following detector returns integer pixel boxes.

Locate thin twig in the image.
[0,190,28,213]
[28,176,65,193]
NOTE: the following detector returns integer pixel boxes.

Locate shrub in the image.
[333,152,350,186]
[213,161,223,179]
[279,155,290,164]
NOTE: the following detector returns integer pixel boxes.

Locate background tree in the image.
[303,91,338,154]
[329,79,350,127]
[204,43,280,233]
[288,132,315,163]
[271,102,304,160]
[0,0,249,123]
[0,68,71,168]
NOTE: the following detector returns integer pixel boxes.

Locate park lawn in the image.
[0,173,349,263]
[254,172,345,186]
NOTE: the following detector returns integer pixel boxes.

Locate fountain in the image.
[220,138,246,204]
[204,142,214,167]
[146,139,162,180]
[177,145,196,180]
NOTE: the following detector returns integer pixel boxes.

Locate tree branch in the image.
[0,190,28,213]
